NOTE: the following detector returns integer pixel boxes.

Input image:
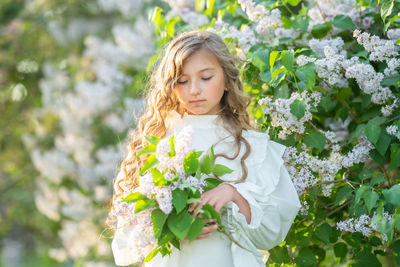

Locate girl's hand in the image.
[195,218,218,240]
[187,184,238,240]
[189,183,237,215]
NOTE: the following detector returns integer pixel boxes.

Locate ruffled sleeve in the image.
[225,130,301,266]
[111,152,139,266]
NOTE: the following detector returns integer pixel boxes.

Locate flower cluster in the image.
[386,125,399,139]
[336,211,393,241]
[283,134,373,196]
[238,0,282,38]
[258,91,321,140]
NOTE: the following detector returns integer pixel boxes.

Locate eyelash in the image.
[177,77,213,84]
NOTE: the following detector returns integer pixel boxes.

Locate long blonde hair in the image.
[113,30,253,205]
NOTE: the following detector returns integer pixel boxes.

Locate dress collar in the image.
[166,110,223,129]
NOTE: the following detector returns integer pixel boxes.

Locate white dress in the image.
[112,111,301,267]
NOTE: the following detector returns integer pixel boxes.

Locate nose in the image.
[189,80,201,95]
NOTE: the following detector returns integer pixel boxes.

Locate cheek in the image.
[175,87,187,103]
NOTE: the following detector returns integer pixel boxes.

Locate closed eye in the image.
[202,76,213,81]
[177,80,187,84]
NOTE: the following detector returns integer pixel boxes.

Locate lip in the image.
[189,100,206,104]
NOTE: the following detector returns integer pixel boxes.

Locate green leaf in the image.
[382,185,400,207]
[152,209,168,238]
[151,168,167,187]
[144,247,160,262]
[269,51,280,73]
[286,0,301,6]
[388,144,400,170]
[212,164,233,177]
[167,210,193,240]
[140,154,160,175]
[314,223,332,244]
[295,248,317,266]
[169,136,176,157]
[376,130,391,156]
[281,50,294,72]
[200,153,214,174]
[334,242,347,260]
[362,190,379,212]
[158,228,175,246]
[172,189,188,213]
[295,63,316,89]
[204,178,222,191]
[364,124,381,146]
[303,131,326,152]
[205,0,215,16]
[251,47,270,72]
[335,186,353,205]
[381,0,394,23]
[369,173,386,187]
[269,245,290,263]
[353,248,381,267]
[184,151,199,175]
[135,198,156,213]
[122,192,147,203]
[136,144,157,158]
[150,7,165,33]
[311,22,332,38]
[202,204,222,225]
[186,198,202,204]
[355,185,369,205]
[331,15,356,29]
[187,216,205,241]
[145,136,161,145]
[290,99,306,120]
[393,239,400,265]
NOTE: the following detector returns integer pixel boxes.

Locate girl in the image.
[110,30,301,267]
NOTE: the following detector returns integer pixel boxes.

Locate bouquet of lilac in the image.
[116,126,233,262]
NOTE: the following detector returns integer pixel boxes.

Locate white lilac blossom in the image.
[163,0,209,27]
[283,135,373,196]
[324,116,352,143]
[296,55,316,66]
[387,29,400,41]
[336,211,393,241]
[274,27,300,39]
[386,125,399,136]
[381,98,400,117]
[238,0,282,38]
[341,135,374,168]
[308,37,347,58]
[307,0,360,32]
[345,63,394,105]
[353,29,400,62]
[258,91,321,139]
[336,214,372,237]
[314,46,359,88]
[383,57,400,76]
[300,201,310,216]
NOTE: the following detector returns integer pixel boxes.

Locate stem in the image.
[293,73,301,95]
[382,74,400,80]
[332,95,361,124]
[383,113,400,124]
[326,198,353,217]
[280,0,295,16]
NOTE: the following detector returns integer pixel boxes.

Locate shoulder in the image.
[242,129,270,142]
[241,129,287,165]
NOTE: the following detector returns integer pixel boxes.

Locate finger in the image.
[196,233,211,240]
[200,224,218,234]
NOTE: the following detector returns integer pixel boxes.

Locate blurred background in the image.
[0,0,165,266]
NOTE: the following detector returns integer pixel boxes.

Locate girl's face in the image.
[175,49,225,115]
